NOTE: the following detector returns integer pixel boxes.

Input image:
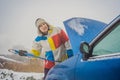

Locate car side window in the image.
[93,22,120,56]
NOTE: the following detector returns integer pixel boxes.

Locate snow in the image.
[67,18,88,36]
[0,56,44,80]
[0,63,4,68]
[0,69,44,80]
[0,56,24,63]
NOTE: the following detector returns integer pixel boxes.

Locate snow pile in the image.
[0,69,44,80]
[67,18,88,36]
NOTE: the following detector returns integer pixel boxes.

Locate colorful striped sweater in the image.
[31,26,73,68]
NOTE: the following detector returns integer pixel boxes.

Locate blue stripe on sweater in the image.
[35,36,47,42]
[45,51,54,61]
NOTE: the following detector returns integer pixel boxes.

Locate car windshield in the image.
[92,22,120,56]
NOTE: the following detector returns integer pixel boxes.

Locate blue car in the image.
[46,15,120,80]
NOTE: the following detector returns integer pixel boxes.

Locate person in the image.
[20,18,73,80]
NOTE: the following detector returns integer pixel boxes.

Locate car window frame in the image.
[88,15,120,61]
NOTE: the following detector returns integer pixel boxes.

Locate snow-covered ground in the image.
[0,56,24,63]
[0,69,44,80]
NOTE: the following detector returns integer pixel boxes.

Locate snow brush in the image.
[8,49,61,62]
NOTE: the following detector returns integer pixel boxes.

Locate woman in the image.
[30,18,73,80]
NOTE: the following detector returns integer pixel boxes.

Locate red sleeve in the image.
[59,29,69,44]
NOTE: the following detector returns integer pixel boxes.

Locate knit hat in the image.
[35,18,48,28]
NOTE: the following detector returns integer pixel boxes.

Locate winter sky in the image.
[0,0,120,55]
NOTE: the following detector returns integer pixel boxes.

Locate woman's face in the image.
[39,23,49,34]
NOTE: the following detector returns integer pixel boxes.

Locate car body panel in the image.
[75,56,120,80]
[46,54,80,80]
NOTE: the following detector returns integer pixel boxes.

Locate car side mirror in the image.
[80,42,90,60]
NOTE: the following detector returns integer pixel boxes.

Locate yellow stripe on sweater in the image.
[31,49,40,57]
[61,53,68,61]
[48,37,56,50]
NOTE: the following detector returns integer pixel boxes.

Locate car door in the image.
[76,16,120,80]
